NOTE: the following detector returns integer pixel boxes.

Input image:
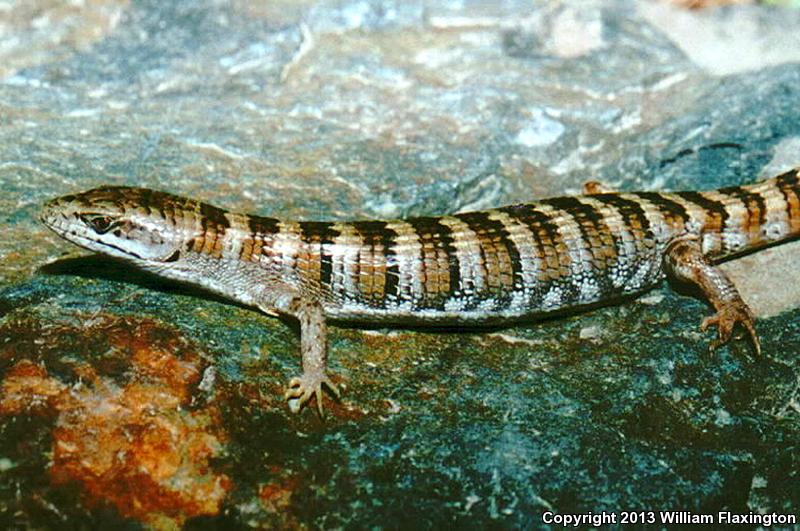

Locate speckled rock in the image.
[1,0,799,528]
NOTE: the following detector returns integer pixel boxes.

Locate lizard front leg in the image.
[264,292,341,415]
[663,235,761,357]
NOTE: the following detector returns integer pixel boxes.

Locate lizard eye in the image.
[79,214,119,234]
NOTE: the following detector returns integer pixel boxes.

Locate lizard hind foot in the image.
[285,373,341,416]
[663,236,761,359]
[700,301,762,358]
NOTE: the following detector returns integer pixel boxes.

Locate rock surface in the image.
[0,0,799,528]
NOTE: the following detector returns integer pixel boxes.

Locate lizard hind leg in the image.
[663,235,761,357]
[264,292,341,416]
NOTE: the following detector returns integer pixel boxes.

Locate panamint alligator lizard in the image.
[41,168,800,414]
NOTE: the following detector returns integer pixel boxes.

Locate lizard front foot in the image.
[700,301,761,357]
[285,372,340,416]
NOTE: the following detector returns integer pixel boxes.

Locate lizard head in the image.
[40,186,193,265]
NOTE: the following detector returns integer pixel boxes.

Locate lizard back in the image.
[271,168,800,322]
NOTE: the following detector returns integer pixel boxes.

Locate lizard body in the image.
[41,167,800,414]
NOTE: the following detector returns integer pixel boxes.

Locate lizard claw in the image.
[700,301,761,358]
[284,373,340,416]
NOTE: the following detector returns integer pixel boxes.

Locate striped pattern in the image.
[40,167,800,324]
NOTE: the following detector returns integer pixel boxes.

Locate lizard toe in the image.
[701,301,760,357]
[285,373,338,416]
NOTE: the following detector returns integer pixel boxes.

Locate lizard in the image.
[39,167,800,415]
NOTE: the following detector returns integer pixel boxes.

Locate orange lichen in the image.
[0,314,231,528]
[0,359,66,416]
[258,474,301,513]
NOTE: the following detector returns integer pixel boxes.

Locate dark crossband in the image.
[454,211,522,310]
[634,192,689,227]
[406,216,461,310]
[675,191,729,229]
[498,202,565,305]
[247,214,281,237]
[299,221,340,288]
[351,220,401,305]
[717,184,767,230]
[775,168,800,208]
[541,196,619,290]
